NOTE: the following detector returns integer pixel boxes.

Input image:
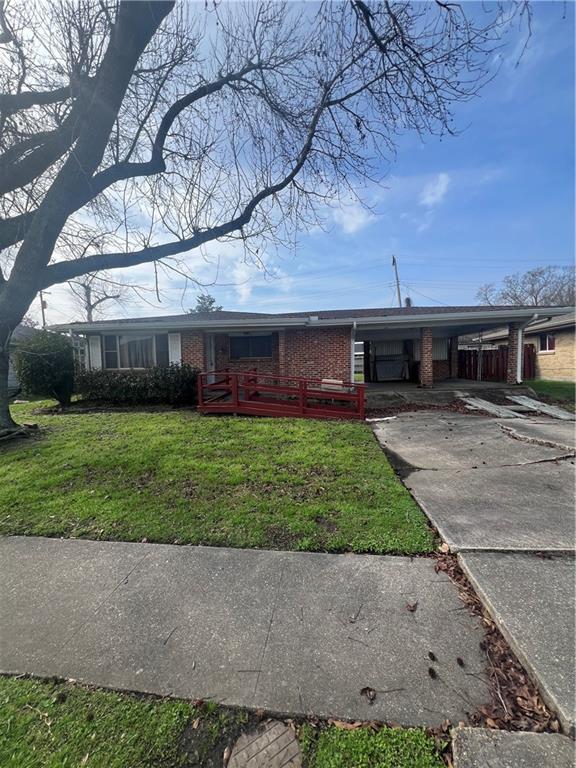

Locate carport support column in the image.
[419,327,434,388]
[507,323,521,384]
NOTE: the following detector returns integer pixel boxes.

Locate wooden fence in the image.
[458,345,536,381]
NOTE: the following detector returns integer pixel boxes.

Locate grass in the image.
[527,379,575,411]
[0,676,192,768]
[301,724,444,768]
[0,402,433,554]
[0,676,445,768]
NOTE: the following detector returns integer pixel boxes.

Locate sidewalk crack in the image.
[253,558,288,696]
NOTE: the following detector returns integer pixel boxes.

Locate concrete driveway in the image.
[373,412,575,552]
[373,411,576,735]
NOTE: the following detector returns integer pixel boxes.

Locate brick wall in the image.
[507,324,519,384]
[419,327,433,387]
[284,326,351,380]
[528,329,575,382]
[181,330,205,369]
[433,360,450,380]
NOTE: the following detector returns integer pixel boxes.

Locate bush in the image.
[74,364,198,406]
[13,330,75,406]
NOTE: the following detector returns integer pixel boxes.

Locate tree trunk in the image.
[0,337,17,430]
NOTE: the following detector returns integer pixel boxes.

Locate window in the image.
[539,333,556,353]
[229,334,273,359]
[104,335,118,369]
[102,333,170,369]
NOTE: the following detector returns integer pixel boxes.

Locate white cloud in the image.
[332,201,376,234]
[419,173,450,207]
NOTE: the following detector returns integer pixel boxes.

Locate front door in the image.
[205,333,216,383]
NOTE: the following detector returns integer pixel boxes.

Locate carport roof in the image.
[52,305,573,333]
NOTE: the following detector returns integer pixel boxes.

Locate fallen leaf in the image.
[456,657,465,668]
[191,718,200,730]
[438,542,450,553]
[428,651,437,662]
[255,708,265,719]
[223,745,231,766]
[329,719,362,730]
[360,686,377,704]
[406,601,418,613]
[485,717,498,729]
[428,667,437,680]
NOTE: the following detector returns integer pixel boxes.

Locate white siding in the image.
[373,340,404,356]
[88,335,102,370]
[168,333,181,365]
[413,338,448,361]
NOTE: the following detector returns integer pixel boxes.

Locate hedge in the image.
[75,365,199,406]
[13,330,75,406]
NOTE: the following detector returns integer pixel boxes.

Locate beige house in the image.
[480,312,575,382]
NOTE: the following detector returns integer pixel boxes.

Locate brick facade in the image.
[182,326,352,381]
[283,326,351,381]
[433,360,450,381]
[181,330,205,368]
[419,327,434,387]
[507,324,519,384]
[527,329,575,382]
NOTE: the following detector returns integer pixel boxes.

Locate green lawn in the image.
[0,676,445,768]
[301,723,444,768]
[0,403,433,554]
[527,379,576,411]
[0,676,192,768]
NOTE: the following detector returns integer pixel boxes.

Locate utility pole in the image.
[39,290,47,328]
[391,255,402,308]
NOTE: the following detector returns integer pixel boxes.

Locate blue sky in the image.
[43,2,575,323]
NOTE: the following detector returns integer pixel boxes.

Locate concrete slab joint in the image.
[452,727,576,768]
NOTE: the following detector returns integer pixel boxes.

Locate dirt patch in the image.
[434,554,561,734]
[313,514,339,533]
[178,702,259,768]
[366,400,492,419]
[265,523,303,549]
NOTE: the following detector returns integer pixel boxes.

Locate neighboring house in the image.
[8,324,40,395]
[479,312,575,382]
[52,305,572,388]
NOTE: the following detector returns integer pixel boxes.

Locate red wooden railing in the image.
[458,345,536,381]
[198,370,365,420]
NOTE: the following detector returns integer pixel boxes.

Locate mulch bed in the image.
[434,554,561,734]
[366,400,491,418]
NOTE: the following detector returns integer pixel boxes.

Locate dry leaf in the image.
[360,686,377,704]
[485,717,498,729]
[406,601,418,613]
[191,718,200,730]
[329,719,362,730]
[438,542,450,553]
[223,745,231,766]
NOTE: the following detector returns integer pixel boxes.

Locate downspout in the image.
[516,313,539,384]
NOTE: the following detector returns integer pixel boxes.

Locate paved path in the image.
[373,412,575,551]
[0,536,489,727]
[460,552,575,735]
[452,727,575,768]
[373,411,576,741]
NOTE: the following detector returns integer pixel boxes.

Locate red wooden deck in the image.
[197,371,366,420]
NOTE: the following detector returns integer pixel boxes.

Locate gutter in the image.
[50,306,573,335]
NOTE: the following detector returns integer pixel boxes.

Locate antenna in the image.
[391,255,402,308]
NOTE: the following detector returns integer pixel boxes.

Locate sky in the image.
[38,1,575,325]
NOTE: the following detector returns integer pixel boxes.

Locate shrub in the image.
[74,364,198,406]
[13,330,75,406]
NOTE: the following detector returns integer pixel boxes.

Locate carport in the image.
[353,306,569,387]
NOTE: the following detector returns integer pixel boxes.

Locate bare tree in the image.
[68,272,131,322]
[0,0,530,428]
[477,266,575,308]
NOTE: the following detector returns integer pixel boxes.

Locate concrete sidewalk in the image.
[0,536,490,727]
[373,411,576,739]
